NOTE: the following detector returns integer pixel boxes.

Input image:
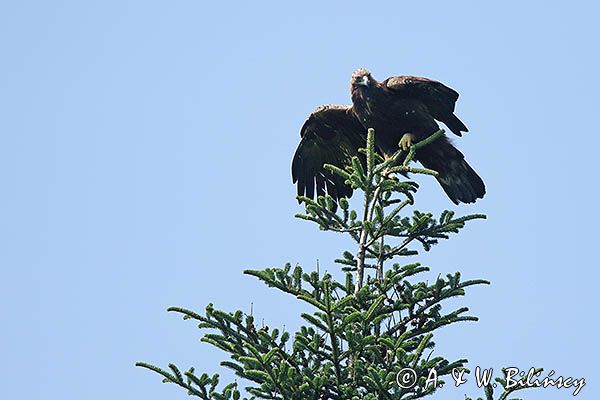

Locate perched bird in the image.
[292,69,485,204]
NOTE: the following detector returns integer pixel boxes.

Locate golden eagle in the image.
[292,68,485,204]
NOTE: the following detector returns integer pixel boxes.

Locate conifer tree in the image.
[137,129,539,400]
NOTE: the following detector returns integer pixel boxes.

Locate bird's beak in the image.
[359,76,369,86]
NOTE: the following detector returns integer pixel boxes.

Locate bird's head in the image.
[351,68,373,88]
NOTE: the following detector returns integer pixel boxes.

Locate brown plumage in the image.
[292,69,485,204]
[291,105,366,201]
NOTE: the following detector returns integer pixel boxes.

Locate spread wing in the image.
[292,105,367,201]
[385,76,468,136]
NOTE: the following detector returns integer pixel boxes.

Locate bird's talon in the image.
[399,133,415,151]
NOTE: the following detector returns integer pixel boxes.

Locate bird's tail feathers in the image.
[418,137,485,204]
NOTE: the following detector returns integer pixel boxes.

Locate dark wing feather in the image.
[385,76,468,136]
[292,105,367,202]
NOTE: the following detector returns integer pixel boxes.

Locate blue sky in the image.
[1,1,598,399]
